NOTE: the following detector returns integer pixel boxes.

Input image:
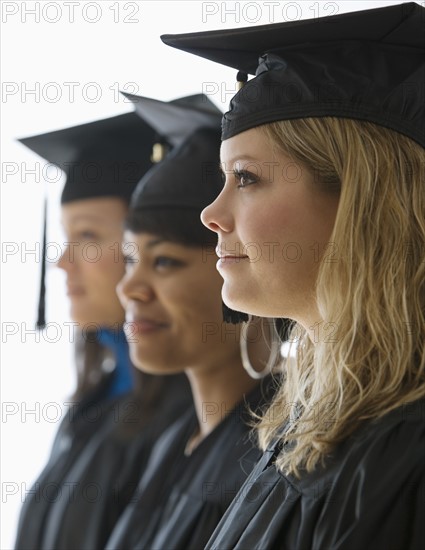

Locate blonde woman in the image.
[162,3,425,548]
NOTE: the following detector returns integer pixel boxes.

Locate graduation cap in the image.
[122,93,221,208]
[19,113,156,204]
[161,2,425,146]
[123,92,248,323]
[18,113,156,328]
[122,92,223,151]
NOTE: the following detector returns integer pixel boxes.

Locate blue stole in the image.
[97,328,134,399]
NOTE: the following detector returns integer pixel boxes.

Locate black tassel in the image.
[236,70,248,90]
[36,199,47,329]
[275,318,294,341]
[222,302,248,324]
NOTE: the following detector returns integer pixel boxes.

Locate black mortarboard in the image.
[18,113,155,327]
[131,126,222,211]
[162,2,425,146]
[124,93,222,210]
[122,92,223,149]
[125,93,248,323]
[19,113,156,204]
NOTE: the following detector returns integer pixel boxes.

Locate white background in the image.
[1,0,413,547]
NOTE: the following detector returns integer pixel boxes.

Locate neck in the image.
[185,352,259,441]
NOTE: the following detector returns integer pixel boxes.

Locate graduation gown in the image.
[106,379,275,550]
[205,398,425,549]
[14,333,192,550]
[14,377,118,550]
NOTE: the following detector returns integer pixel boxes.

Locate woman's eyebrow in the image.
[67,214,106,224]
[220,156,260,170]
[145,238,166,249]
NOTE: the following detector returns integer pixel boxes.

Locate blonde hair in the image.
[258,118,425,476]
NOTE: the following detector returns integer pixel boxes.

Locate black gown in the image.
[105,379,276,550]
[14,368,192,550]
[205,398,425,550]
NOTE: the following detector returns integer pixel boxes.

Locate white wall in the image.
[1,0,411,547]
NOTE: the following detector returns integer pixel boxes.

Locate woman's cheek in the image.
[97,243,122,268]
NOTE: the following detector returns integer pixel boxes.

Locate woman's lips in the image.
[215,244,249,270]
[124,318,168,335]
[66,286,86,297]
[216,255,249,270]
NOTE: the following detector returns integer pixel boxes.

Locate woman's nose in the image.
[57,243,77,272]
[116,270,155,307]
[201,190,233,234]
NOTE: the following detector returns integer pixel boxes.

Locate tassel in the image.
[36,198,47,329]
[236,70,248,91]
[222,302,248,324]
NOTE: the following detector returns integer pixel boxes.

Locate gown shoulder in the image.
[206,398,425,550]
[14,372,192,550]
[106,378,276,550]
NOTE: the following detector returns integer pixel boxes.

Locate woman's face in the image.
[201,127,340,328]
[57,197,128,327]
[117,232,241,373]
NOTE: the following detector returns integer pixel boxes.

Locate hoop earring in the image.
[240,315,281,379]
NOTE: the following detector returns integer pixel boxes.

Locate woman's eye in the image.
[123,254,138,266]
[79,230,99,240]
[154,256,183,270]
[233,170,258,189]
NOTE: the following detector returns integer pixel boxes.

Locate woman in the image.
[15,112,191,549]
[162,3,425,548]
[105,93,278,549]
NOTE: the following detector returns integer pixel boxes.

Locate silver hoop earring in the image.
[240,315,281,379]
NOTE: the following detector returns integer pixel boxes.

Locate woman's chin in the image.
[131,359,181,376]
[129,347,180,375]
[222,288,253,318]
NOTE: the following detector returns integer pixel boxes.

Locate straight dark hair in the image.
[126,207,217,248]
